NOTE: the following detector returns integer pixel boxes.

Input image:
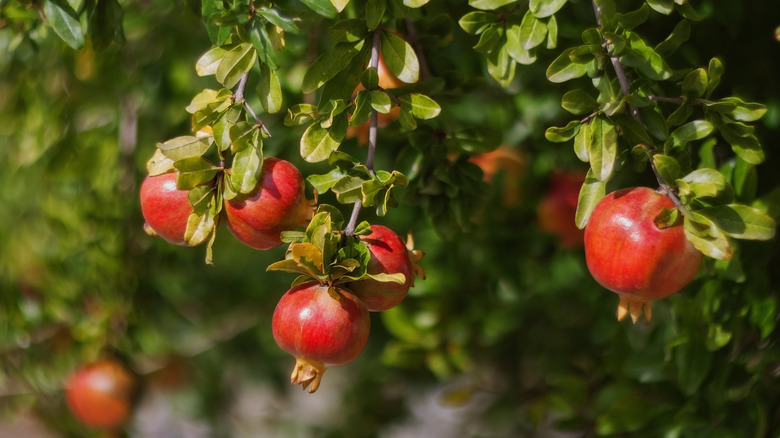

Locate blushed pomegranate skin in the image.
[139,173,193,246]
[224,158,311,250]
[272,282,369,392]
[348,225,413,311]
[65,359,137,429]
[584,187,702,321]
[537,171,586,248]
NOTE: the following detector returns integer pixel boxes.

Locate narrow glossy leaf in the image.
[722,125,764,165]
[452,128,502,153]
[329,19,368,43]
[670,120,713,147]
[679,168,727,199]
[307,168,347,194]
[505,23,537,65]
[719,97,767,122]
[292,242,325,274]
[487,45,517,87]
[473,25,502,54]
[590,117,618,181]
[573,121,591,162]
[653,154,681,185]
[300,0,338,18]
[250,21,279,70]
[706,57,724,98]
[196,47,227,77]
[88,0,125,51]
[300,116,347,163]
[681,68,707,97]
[332,175,366,204]
[175,158,221,190]
[381,31,420,84]
[231,144,264,195]
[616,3,649,30]
[575,168,607,229]
[285,104,319,127]
[365,0,386,30]
[43,0,84,50]
[546,47,589,83]
[459,11,497,35]
[302,41,365,94]
[184,209,215,247]
[257,63,283,114]
[369,90,392,113]
[146,150,176,176]
[561,89,597,115]
[546,15,558,49]
[266,259,320,278]
[186,88,229,114]
[401,94,441,119]
[698,205,776,240]
[257,7,300,33]
[216,43,257,89]
[519,10,547,50]
[158,136,213,161]
[403,0,429,7]
[684,213,732,260]
[621,33,672,80]
[666,100,693,127]
[654,19,690,58]
[646,0,674,15]
[529,0,566,18]
[469,0,517,10]
[545,120,581,143]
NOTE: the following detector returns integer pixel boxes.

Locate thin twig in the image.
[234,72,271,137]
[344,28,383,237]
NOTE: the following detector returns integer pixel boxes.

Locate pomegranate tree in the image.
[65,359,138,430]
[139,172,194,246]
[224,157,313,250]
[272,281,370,393]
[584,187,703,323]
[347,225,414,311]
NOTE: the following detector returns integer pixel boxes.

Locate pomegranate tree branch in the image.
[592,1,685,211]
[234,72,271,137]
[344,28,382,237]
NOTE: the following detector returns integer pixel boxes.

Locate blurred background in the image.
[1,0,780,436]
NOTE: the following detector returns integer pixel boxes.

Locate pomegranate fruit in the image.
[139,172,193,246]
[584,187,703,323]
[224,157,313,250]
[272,281,370,393]
[536,170,586,248]
[65,359,138,430]
[347,225,414,311]
[468,146,527,208]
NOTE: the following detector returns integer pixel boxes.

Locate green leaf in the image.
[684,213,732,260]
[616,4,649,30]
[546,15,558,49]
[250,21,279,70]
[575,168,607,229]
[519,10,547,50]
[719,97,767,122]
[43,0,84,50]
[381,31,420,84]
[307,168,348,194]
[573,121,591,162]
[646,0,674,15]
[88,0,125,51]
[184,207,216,247]
[721,124,764,165]
[529,0,566,18]
[369,90,392,113]
[654,19,690,58]
[589,117,618,181]
[285,104,319,127]
[681,68,707,97]
[257,63,283,114]
[697,205,776,241]
[546,47,589,83]
[256,7,300,33]
[303,41,365,94]
[332,175,367,204]
[231,144,264,195]
[452,128,502,153]
[400,94,441,119]
[706,57,724,98]
[158,136,213,162]
[561,89,597,115]
[473,25,502,54]
[653,154,681,185]
[545,120,581,143]
[403,0,430,7]
[300,115,348,162]
[216,43,257,89]
[670,120,713,148]
[174,157,221,190]
[621,32,672,80]
[674,340,712,396]
[469,0,517,10]
[365,0,386,30]
[196,47,227,77]
[350,90,372,126]
[505,23,537,65]
[678,168,727,199]
[329,19,368,43]
[146,150,176,176]
[299,0,338,18]
[459,11,497,35]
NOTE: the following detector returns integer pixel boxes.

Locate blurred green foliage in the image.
[1,0,779,436]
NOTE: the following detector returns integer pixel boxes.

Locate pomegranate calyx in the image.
[616,296,653,324]
[405,231,426,283]
[291,357,328,393]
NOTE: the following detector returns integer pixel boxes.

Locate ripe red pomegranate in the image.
[224,158,313,250]
[536,170,586,248]
[347,225,414,311]
[139,172,193,246]
[65,359,138,430]
[272,281,370,393]
[584,187,703,323]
